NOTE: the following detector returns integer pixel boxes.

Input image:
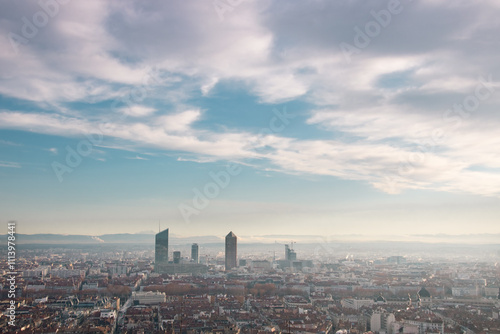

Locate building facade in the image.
[155,228,169,270]
[191,243,199,263]
[225,231,237,270]
[173,251,181,264]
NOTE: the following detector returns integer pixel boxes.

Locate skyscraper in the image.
[225,231,237,271]
[173,251,181,264]
[155,228,169,269]
[191,243,199,264]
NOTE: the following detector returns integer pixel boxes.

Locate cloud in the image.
[201,77,219,96]
[177,156,219,164]
[91,236,104,243]
[0,0,500,197]
[159,109,201,133]
[119,105,157,117]
[47,147,58,155]
[0,161,21,168]
[0,139,22,146]
[125,155,149,160]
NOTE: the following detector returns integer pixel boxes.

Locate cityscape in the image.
[0,228,499,333]
[1,0,500,333]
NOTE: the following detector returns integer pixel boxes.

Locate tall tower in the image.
[225,231,237,271]
[173,251,181,264]
[191,243,199,264]
[155,228,169,269]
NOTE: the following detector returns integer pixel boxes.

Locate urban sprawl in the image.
[1,229,499,334]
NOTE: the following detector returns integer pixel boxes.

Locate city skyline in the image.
[5,232,499,333]
[2,1,500,333]
[1,1,500,237]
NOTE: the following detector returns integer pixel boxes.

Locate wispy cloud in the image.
[0,160,21,168]
[125,155,149,160]
[46,147,58,155]
[0,139,22,146]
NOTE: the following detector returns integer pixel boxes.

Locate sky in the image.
[0,0,499,239]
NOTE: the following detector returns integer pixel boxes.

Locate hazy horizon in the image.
[4,229,500,246]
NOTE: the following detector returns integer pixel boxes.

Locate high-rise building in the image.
[191,243,199,263]
[225,231,237,271]
[155,228,169,270]
[285,244,296,261]
[173,251,181,264]
[155,229,208,275]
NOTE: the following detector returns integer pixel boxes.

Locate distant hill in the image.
[0,233,498,246]
[0,233,223,245]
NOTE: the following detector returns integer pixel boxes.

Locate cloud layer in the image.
[1,0,500,197]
